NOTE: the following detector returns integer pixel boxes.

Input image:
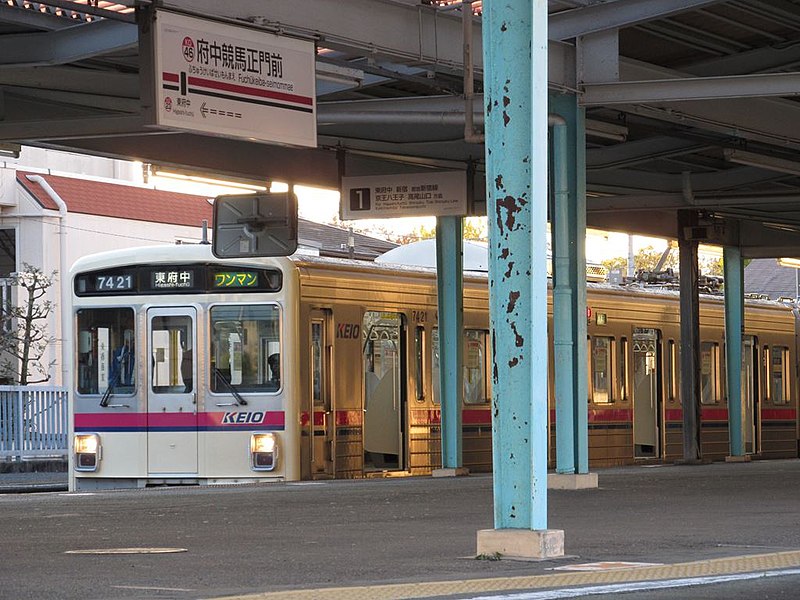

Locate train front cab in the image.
[71,252,300,489]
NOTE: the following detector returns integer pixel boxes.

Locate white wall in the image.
[0,158,202,385]
[2,147,141,183]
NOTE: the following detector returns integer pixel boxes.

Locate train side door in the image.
[633,327,662,458]
[742,335,758,454]
[310,310,335,478]
[147,307,198,474]
[362,311,405,472]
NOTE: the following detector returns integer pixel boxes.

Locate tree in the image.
[602,245,679,275]
[0,265,57,385]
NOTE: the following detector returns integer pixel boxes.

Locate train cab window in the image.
[76,308,135,396]
[151,314,193,394]
[700,341,719,404]
[591,336,613,404]
[463,330,491,404]
[414,326,425,402]
[210,304,281,393]
[770,346,789,404]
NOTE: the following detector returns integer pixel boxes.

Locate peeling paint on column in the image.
[506,290,520,313]
[496,195,526,235]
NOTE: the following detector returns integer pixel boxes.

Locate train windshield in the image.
[210,304,281,393]
[76,308,136,396]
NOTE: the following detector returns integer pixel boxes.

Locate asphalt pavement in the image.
[1,460,800,600]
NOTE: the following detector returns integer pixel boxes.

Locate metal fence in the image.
[0,386,68,461]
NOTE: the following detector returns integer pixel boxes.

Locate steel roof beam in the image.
[0,19,137,66]
[588,165,793,193]
[685,43,800,77]
[586,137,709,170]
[0,66,138,97]
[549,0,726,41]
[583,71,800,104]
[0,3,74,30]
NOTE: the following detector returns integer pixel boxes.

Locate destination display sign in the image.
[75,264,282,296]
[340,171,467,220]
[144,9,317,147]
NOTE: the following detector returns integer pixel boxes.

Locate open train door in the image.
[309,310,335,478]
[633,327,662,458]
[362,311,406,473]
[742,335,759,454]
[146,307,198,475]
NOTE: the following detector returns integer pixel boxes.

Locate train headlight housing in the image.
[74,434,101,472]
[250,433,277,471]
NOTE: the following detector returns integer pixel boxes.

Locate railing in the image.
[0,386,68,461]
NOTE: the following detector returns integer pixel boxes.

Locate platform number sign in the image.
[350,188,371,212]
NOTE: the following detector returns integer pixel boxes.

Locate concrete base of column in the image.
[476,528,564,559]
[548,472,598,489]
[725,455,752,463]
[432,467,470,477]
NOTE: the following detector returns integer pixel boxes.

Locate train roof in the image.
[69,243,293,275]
[69,244,797,313]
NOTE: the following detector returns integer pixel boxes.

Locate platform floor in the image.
[1,460,799,599]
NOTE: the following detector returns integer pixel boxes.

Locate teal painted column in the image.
[483,0,549,530]
[724,246,744,457]
[550,115,575,474]
[549,93,588,475]
[436,215,464,468]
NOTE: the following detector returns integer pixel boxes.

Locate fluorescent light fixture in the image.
[586,119,629,142]
[777,257,800,269]
[0,143,21,159]
[724,148,800,177]
[152,168,268,192]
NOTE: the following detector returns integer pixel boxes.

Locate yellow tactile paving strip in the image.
[218,550,800,600]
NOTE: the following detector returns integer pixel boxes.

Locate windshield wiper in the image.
[213,367,247,406]
[100,372,120,407]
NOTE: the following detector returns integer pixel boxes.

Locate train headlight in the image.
[250,433,277,471]
[74,434,101,472]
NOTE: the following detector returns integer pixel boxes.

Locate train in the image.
[69,243,799,488]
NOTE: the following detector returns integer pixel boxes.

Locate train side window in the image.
[700,341,719,404]
[414,326,425,402]
[76,308,136,396]
[591,336,613,404]
[311,320,324,405]
[431,328,440,405]
[618,337,628,402]
[464,330,490,404]
[770,346,789,404]
[210,304,281,393]
[666,340,679,402]
[432,328,491,405]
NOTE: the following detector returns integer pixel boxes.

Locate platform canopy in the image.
[2,1,800,256]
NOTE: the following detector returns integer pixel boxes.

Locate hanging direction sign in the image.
[340,171,467,220]
[142,9,316,147]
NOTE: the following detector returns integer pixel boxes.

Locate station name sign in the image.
[142,9,317,148]
[340,171,467,220]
